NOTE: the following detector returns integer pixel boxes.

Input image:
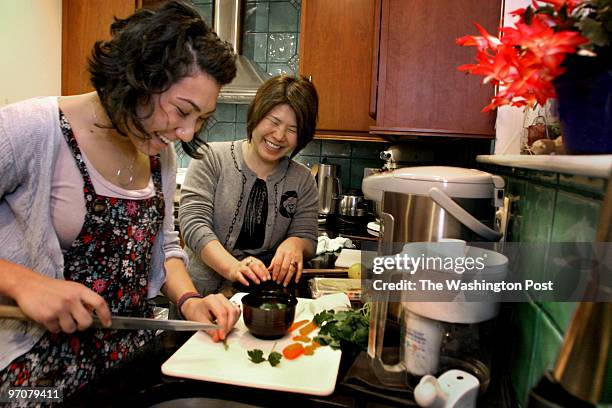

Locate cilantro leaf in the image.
[247,349,265,363]
[268,351,282,367]
[313,310,335,326]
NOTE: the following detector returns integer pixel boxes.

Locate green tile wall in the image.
[479,163,610,407]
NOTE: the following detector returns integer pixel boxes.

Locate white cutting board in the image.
[161,293,347,396]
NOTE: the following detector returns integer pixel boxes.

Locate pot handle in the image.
[428,187,502,241]
[334,177,341,197]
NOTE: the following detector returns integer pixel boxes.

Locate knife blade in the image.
[0,305,219,331]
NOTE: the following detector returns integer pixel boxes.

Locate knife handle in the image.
[0,305,29,321]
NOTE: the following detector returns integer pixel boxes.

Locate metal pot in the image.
[338,192,368,217]
[317,163,341,215]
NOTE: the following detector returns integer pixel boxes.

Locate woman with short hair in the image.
[180,75,319,295]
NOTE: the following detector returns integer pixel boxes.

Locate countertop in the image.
[476,154,612,178]
[60,217,515,407]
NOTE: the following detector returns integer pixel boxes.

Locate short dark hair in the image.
[88,0,237,159]
[246,75,318,157]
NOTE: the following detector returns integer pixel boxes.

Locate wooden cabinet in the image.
[62,0,137,96]
[298,0,378,139]
[371,0,501,138]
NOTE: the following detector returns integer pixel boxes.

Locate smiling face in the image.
[132,70,220,156]
[250,104,298,165]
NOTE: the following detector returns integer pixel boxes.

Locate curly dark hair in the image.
[88,0,237,159]
[246,75,319,158]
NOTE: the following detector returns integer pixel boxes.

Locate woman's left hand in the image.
[181,293,241,342]
[268,237,304,287]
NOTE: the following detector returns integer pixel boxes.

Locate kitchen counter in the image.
[58,217,514,407]
[476,154,612,178]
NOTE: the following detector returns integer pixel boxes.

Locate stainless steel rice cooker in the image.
[362,166,505,247]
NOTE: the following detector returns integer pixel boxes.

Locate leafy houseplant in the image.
[457,0,612,154]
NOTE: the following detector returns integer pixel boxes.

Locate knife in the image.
[0,305,220,332]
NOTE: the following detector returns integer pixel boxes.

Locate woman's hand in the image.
[11,269,111,334]
[180,293,241,342]
[228,256,270,286]
[268,237,305,287]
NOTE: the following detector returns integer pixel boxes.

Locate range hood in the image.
[214,0,270,104]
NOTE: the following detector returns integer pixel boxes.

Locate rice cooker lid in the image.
[391,166,499,197]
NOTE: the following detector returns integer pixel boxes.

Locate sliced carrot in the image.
[299,321,317,336]
[292,335,311,342]
[289,319,310,332]
[282,343,305,360]
[304,343,322,355]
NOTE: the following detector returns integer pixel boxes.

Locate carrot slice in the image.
[299,321,317,336]
[303,344,318,356]
[292,335,311,342]
[282,343,305,360]
[289,319,310,332]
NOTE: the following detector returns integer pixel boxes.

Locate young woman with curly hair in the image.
[0,1,239,397]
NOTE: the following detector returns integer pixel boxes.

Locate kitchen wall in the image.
[0,0,62,107]
[477,163,612,406]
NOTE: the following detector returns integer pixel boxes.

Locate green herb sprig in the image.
[246,348,283,367]
[313,303,370,351]
[247,349,265,363]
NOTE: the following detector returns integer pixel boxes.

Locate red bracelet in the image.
[177,291,203,319]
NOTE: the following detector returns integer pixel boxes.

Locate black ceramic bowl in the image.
[242,290,297,339]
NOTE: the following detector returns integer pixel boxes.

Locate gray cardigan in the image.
[179,140,318,295]
[0,97,186,371]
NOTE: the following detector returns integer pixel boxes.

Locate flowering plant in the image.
[457,0,612,111]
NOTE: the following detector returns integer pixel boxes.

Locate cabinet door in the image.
[373,0,501,138]
[299,0,376,135]
[62,0,137,96]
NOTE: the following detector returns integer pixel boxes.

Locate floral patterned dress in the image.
[0,111,164,399]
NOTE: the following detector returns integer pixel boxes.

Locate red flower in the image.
[457,0,596,110]
[93,279,107,293]
[126,201,138,216]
